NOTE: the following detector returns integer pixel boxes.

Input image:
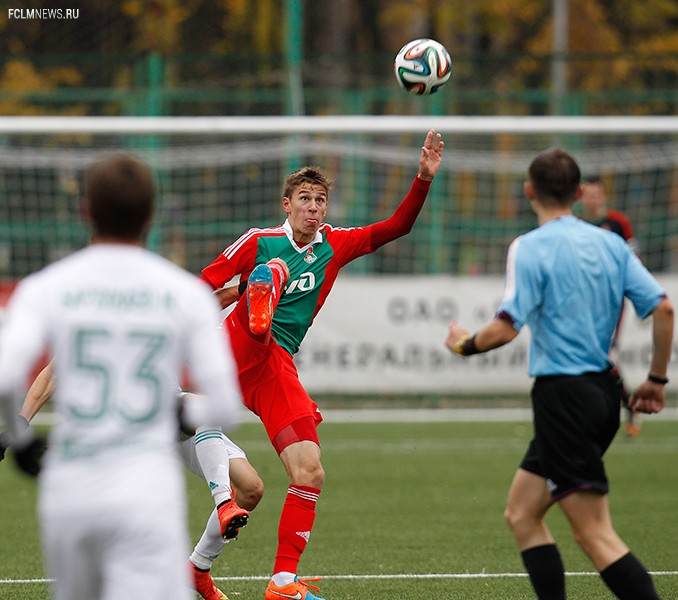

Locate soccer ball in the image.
[394,38,452,96]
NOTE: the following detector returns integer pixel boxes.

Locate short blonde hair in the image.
[283,166,332,199]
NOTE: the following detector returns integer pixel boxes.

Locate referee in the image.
[446,147,673,600]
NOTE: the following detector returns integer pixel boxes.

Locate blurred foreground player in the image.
[0,362,261,600]
[0,152,242,600]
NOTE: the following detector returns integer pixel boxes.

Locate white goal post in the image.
[1,115,678,134]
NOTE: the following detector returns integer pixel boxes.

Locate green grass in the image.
[1,419,677,599]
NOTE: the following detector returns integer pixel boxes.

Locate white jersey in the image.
[0,243,241,489]
[0,243,243,600]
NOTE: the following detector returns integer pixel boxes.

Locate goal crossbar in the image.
[1,115,678,135]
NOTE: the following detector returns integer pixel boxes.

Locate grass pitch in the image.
[0,418,676,599]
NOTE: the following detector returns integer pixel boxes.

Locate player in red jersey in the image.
[580,176,638,252]
[580,176,642,437]
[200,129,444,600]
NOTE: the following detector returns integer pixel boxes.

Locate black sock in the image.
[600,552,661,600]
[521,544,566,600]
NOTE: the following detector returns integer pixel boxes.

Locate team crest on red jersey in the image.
[303,247,318,264]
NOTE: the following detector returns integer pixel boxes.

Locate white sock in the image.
[271,571,296,587]
[190,509,228,569]
[194,426,232,506]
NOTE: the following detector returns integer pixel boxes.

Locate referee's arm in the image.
[629,297,674,414]
[446,317,518,357]
[646,297,674,381]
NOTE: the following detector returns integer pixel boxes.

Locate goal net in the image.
[1,116,677,396]
[2,116,677,282]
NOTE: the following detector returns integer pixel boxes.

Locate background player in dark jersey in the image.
[200,129,444,600]
[446,148,673,600]
[580,175,641,437]
[580,175,638,252]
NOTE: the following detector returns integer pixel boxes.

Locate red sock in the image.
[273,485,320,574]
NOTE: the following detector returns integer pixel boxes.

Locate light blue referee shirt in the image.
[496,216,665,377]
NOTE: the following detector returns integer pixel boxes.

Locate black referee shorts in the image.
[520,370,621,500]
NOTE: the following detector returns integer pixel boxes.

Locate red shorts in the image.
[225,309,323,453]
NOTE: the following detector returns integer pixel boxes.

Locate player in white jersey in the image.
[0,152,242,600]
[1,362,264,600]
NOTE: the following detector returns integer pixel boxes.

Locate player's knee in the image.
[310,463,325,488]
[237,477,264,511]
[504,503,531,533]
[290,462,325,489]
[304,463,325,489]
[503,505,517,530]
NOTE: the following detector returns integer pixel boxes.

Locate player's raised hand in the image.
[418,129,444,181]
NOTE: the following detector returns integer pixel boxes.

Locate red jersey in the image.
[202,176,432,355]
[597,209,634,242]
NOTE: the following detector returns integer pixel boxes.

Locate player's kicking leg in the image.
[247,259,289,335]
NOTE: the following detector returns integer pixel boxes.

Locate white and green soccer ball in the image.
[394,38,452,96]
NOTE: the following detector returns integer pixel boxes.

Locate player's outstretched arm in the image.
[367,131,444,251]
[417,129,444,181]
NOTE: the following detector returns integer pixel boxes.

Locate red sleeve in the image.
[608,210,634,241]
[368,176,431,251]
[200,230,259,290]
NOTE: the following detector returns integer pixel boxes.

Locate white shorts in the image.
[177,428,247,478]
[42,503,192,600]
[39,455,192,600]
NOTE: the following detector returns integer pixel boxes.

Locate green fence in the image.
[2,52,678,118]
